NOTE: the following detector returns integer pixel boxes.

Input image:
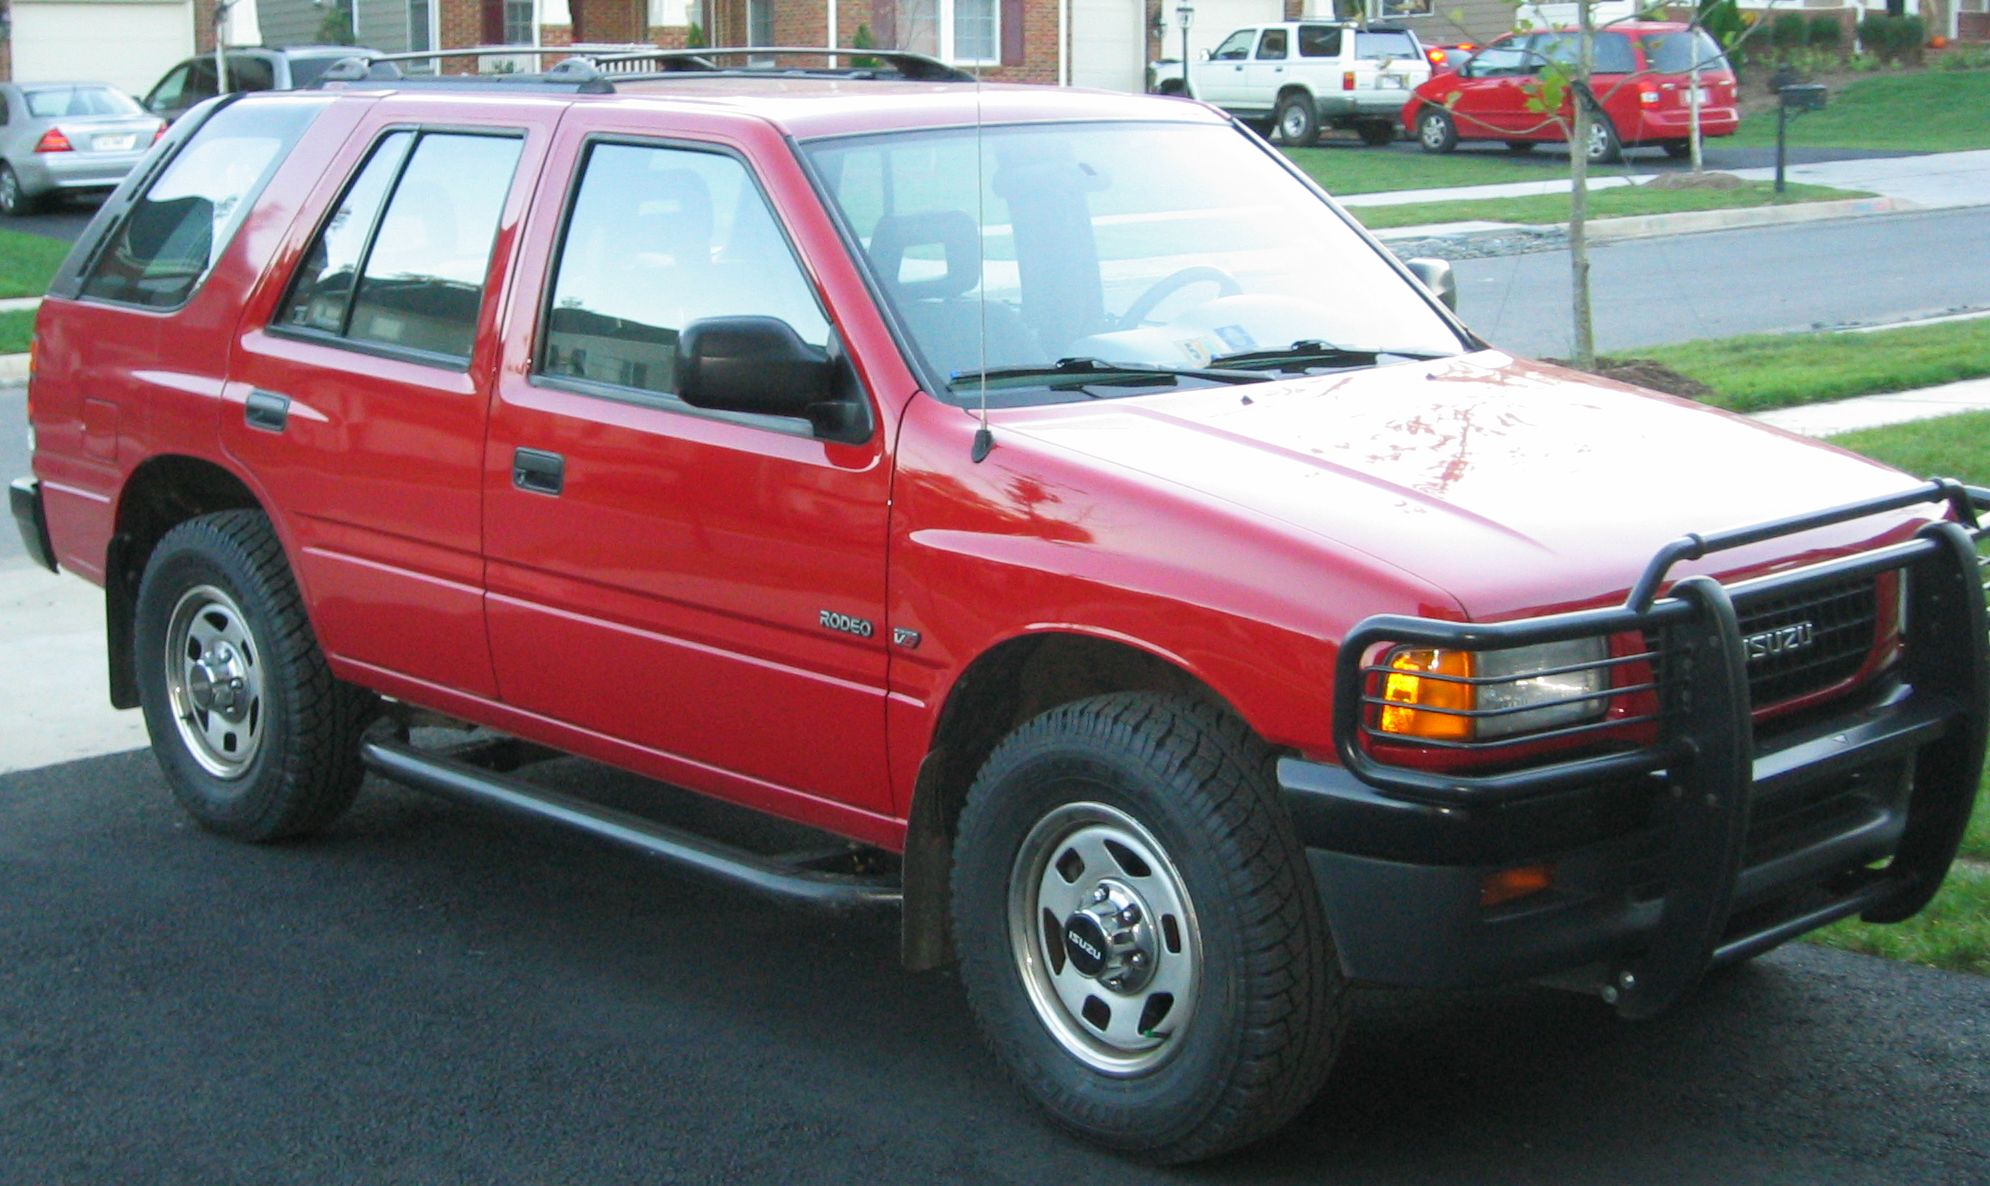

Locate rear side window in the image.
[1297,25,1343,57]
[1255,29,1288,59]
[1530,32,1637,74]
[227,57,277,93]
[78,98,321,310]
[277,130,522,363]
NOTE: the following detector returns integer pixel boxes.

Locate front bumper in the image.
[11,477,58,572]
[1285,482,1989,1017]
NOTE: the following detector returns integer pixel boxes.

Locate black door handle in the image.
[512,448,564,496]
[245,389,290,433]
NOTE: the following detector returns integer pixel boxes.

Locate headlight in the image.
[1377,638,1609,743]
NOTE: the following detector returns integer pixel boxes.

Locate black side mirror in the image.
[677,316,830,419]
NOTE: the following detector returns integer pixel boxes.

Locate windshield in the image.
[25,86,144,118]
[802,121,1465,403]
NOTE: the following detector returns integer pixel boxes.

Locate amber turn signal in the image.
[1480,864,1553,909]
[1377,648,1473,741]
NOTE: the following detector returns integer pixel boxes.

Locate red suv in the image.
[1406,21,1739,161]
[12,48,1985,1163]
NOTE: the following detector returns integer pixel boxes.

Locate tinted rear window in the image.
[79,98,322,309]
[25,86,143,118]
[1355,31,1418,59]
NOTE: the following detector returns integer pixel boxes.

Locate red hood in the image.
[993,352,1936,620]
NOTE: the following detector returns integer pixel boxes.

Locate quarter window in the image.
[277,130,522,363]
[79,98,322,310]
[538,142,829,406]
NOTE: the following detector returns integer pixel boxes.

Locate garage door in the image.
[1069,0,1146,92]
[11,0,194,99]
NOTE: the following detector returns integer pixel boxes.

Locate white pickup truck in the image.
[1153,22,1430,147]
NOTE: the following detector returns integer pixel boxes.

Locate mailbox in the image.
[1780,83,1827,111]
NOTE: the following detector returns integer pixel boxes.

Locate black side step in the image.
[359,737,902,912]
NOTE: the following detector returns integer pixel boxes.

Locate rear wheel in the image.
[1584,115,1623,164]
[952,693,1346,1163]
[0,164,39,216]
[135,510,375,841]
[1662,139,1692,159]
[1418,107,1459,153]
[1276,95,1321,147]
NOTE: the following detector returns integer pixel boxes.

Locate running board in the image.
[359,736,902,912]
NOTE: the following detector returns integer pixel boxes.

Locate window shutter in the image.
[1001,0,1024,65]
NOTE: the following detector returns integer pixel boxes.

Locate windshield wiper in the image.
[1207,340,1445,372]
[950,356,1268,392]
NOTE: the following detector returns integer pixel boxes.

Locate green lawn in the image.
[1808,409,1990,975]
[1641,319,1990,413]
[1284,144,1586,195]
[1728,70,1990,152]
[1352,180,1859,230]
[0,308,34,354]
[0,227,70,299]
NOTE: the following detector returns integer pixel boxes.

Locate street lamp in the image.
[1176,0,1194,98]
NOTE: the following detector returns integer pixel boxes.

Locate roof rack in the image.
[314,44,975,90]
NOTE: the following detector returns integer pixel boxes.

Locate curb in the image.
[1587,194,1914,243]
[1374,192,1917,246]
[0,353,26,382]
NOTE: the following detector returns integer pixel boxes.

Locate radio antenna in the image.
[971,63,994,463]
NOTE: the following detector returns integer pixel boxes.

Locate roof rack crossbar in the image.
[590,46,972,82]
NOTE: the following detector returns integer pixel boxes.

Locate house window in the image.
[747,0,774,46]
[504,0,536,45]
[410,0,434,52]
[899,0,1000,65]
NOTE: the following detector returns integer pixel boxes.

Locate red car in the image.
[13,47,1986,1163]
[1404,21,1739,161]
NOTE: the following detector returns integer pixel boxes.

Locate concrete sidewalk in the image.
[1340,147,1990,212]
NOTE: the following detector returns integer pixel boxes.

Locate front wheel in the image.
[135,511,375,841]
[951,693,1346,1163]
[1276,95,1320,148]
[1418,107,1459,153]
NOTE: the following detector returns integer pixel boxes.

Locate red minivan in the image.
[1404,21,1739,161]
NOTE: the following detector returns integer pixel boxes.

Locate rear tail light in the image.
[34,128,73,154]
[1426,48,1447,67]
[1343,71,1356,91]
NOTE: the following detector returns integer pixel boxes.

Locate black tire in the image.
[1357,120,1396,147]
[1584,114,1623,164]
[1662,139,1692,159]
[135,510,375,841]
[1275,94,1320,148]
[0,163,39,217]
[1417,107,1458,153]
[1504,139,1538,153]
[951,693,1345,1163]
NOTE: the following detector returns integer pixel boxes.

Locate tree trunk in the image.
[1569,2,1597,370]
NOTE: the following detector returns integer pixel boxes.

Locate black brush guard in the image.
[1310,480,1989,1018]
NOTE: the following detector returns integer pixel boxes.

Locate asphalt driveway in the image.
[3,748,1985,1185]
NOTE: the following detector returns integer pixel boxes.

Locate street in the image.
[2,749,1986,1185]
[1454,205,1990,359]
